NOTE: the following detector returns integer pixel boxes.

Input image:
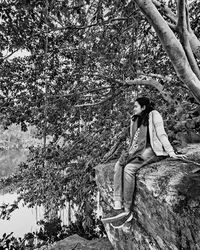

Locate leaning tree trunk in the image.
[134,0,200,103]
[189,30,200,59]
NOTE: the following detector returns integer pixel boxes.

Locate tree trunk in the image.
[134,0,200,103]
[189,30,200,60]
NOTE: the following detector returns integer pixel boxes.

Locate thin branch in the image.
[3,49,20,61]
[47,86,111,99]
[48,13,65,28]
[74,78,124,108]
[139,73,172,81]
[51,22,99,31]
[51,17,130,32]
[74,95,113,107]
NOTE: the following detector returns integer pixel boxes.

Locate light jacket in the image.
[130,110,174,156]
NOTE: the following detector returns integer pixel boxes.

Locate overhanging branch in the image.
[73,74,174,107]
[177,0,200,80]
[125,79,174,103]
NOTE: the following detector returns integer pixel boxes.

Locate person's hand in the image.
[169,152,187,159]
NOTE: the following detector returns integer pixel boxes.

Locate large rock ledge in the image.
[95,144,200,250]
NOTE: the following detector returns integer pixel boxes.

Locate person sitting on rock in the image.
[102,96,186,228]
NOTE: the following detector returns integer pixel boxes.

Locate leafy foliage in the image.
[0,0,200,241]
[0,124,43,178]
[0,214,106,249]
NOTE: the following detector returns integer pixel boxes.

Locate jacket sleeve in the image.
[130,119,134,139]
[152,110,174,155]
[129,119,138,147]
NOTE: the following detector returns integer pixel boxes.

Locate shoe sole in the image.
[111,213,133,229]
[101,212,129,223]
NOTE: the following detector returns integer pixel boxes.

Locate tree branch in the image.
[50,17,131,32]
[138,73,172,81]
[134,0,200,103]
[52,73,174,107]
[152,0,177,24]
[48,86,111,99]
[125,79,174,103]
[188,31,200,60]
[74,95,113,107]
[153,0,200,60]
[90,74,174,103]
[177,0,200,80]
[78,74,174,105]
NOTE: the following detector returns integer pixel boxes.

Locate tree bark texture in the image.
[134,0,200,103]
[95,144,200,250]
[189,30,200,60]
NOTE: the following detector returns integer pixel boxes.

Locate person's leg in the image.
[102,161,127,222]
[111,149,159,228]
[123,162,142,212]
[123,147,157,211]
[110,162,141,228]
[113,160,123,209]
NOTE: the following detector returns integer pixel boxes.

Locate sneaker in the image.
[101,208,129,223]
[110,212,133,229]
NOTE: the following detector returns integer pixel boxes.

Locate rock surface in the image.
[39,234,113,250]
[95,144,200,250]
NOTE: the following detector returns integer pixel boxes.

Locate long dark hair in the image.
[133,97,155,127]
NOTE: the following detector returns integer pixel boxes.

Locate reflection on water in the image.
[0,192,72,238]
[0,192,44,238]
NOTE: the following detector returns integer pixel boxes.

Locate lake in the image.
[0,192,44,238]
[0,192,71,239]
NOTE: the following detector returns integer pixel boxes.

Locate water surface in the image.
[0,192,43,238]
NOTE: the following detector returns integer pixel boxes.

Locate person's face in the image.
[133,101,145,115]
